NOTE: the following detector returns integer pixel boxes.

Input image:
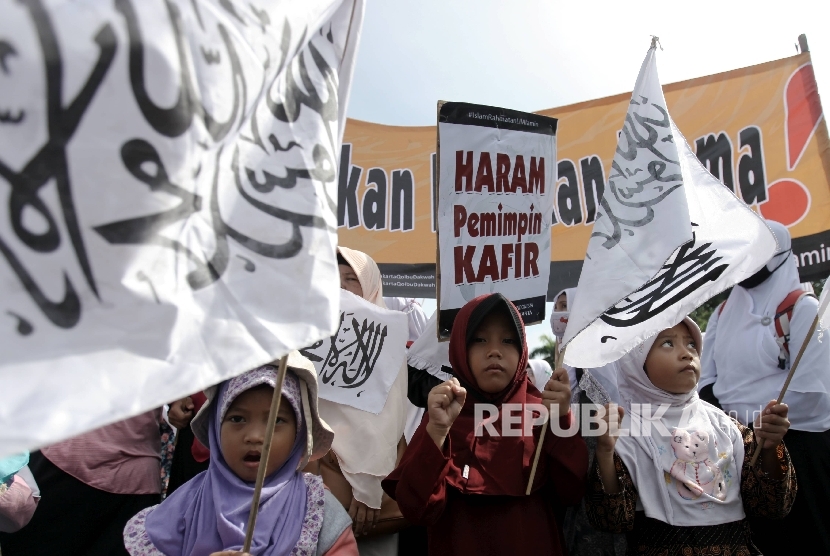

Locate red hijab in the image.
[400,293,548,496]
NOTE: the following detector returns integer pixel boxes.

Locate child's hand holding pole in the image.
[753,400,790,478]
[426,378,467,450]
[595,403,625,494]
[525,367,572,494]
[541,368,571,418]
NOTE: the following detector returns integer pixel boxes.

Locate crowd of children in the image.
[1,219,828,555]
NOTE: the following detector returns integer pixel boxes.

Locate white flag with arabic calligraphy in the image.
[0,0,364,457]
[300,290,408,414]
[562,45,777,369]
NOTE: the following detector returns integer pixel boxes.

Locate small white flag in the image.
[562,45,777,368]
[301,290,408,414]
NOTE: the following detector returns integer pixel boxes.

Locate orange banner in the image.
[338,52,830,297]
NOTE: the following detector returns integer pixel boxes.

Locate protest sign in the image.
[337,52,830,298]
[561,44,777,369]
[436,102,557,338]
[300,290,408,414]
[0,0,364,457]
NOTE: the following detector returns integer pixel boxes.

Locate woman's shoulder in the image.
[319,490,353,551]
[302,473,353,556]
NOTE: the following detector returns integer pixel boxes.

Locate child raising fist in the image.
[426,378,467,450]
[383,293,588,556]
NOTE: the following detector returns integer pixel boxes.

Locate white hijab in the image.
[550,287,577,343]
[705,221,830,430]
[319,247,408,508]
[615,317,746,526]
[406,313,451,381]
[403,313,451,443]
[384,297,428,343]
[527,359,553,389]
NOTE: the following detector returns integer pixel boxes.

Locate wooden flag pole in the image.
[749,308,824,466]
[526,346,567,495]
[242,354,290,553]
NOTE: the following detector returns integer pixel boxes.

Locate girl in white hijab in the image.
[311,246,408,556]
[586,317,796,554]
[700,220,830,553]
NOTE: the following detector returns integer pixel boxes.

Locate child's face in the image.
[220,386,297,482]
[644,322,700,394]
[467,310,521,394]
[554,293,568,312]
[339,264,364,298]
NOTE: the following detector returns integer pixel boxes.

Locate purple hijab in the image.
[145,368,308,555]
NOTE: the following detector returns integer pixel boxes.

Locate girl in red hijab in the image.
[382,293,588,555]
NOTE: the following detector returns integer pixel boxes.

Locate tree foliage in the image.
[529,334,557,367]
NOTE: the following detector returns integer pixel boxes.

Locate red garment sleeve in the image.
[381,425,452,526]
[542,412,589,505]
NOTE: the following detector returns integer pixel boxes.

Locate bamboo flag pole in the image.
[242,354,290,553]
[526,345,567,495]
[750,291,829,466]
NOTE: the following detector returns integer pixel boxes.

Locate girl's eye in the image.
[502,338,517,344]
[226,415,244,424]
[472,337,486,343]
[661,339,673,347]
[687,341,698,351]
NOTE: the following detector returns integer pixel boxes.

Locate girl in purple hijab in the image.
[124,352,358,556]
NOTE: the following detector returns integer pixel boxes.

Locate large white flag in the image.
[0,0,364,457]
[300,290,408,414]
[562,45,777,368]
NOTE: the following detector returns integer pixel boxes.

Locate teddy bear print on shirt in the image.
[668,428,727,502]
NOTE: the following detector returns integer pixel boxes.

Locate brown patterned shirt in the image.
[585,422,796,555]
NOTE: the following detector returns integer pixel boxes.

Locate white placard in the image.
[0,0,364,457]
[436,102,557,338]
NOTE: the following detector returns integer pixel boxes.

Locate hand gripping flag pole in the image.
[526,346,567,495]
[750,289,830,466]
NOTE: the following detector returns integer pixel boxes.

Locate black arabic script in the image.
[592,97,684,250]
[301,311,388,390]
[600,232,728,327]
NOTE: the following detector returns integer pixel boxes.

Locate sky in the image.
[345,0,830,352]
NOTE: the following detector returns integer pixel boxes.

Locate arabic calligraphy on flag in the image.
[301,290,408,414]
[562,45,777,369]
[0,0,364,457]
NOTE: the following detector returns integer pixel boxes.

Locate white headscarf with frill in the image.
[318,246,408,508]
[615,317,745,526]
